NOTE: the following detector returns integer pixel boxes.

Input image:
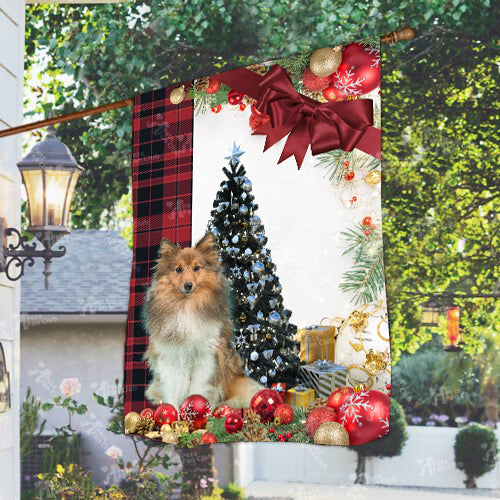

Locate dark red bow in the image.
[251,65,374,168]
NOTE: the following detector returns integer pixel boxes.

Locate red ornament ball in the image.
[211,105,222,114]
[179,394,212,430]
[213,404,234,419]
[239,103,247,111]
[224,413,244,434]
[274,403,294,425]
[285,432,292,439]
[140,408,154,420]
[387,392,391,397]
[338,389,390,446]
[206,77,221,94]
[327,386,354,412]
[227,88,244,105]
[154,404,178,427]
[362,216,373,227]
[269,427,275,433]
[331,43,380,97]
[386,384,391,390]
[344,171,355,181]
[249,113,270,132]
[305,407,337,439]
[322,84,347,102]
[302,66,331,91]
[250,389,283,423]
[201,432,218,444]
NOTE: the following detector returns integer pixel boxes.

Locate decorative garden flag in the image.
[123,38,391,446]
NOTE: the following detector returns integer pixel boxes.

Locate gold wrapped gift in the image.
[285,385,315,407]
[296,318,339,363]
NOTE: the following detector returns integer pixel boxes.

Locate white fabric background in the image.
[192,103,386,329]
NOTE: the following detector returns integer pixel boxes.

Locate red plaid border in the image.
[124,85,194,414]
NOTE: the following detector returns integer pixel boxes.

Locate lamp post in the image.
[0,125,83,289]
[420,299,440,327]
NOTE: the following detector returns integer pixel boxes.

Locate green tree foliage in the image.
[454,423,498,488]
[382,30,499,361]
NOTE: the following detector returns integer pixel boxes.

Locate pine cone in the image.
[194,76,210,92]
[242,424,270,442]
[189,437,202,447]
[243,409,261,425]
[305,397,328,416]
[247,64,268,75]
[135,416,155,435]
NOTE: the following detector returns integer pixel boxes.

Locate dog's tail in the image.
[224,376,263,408]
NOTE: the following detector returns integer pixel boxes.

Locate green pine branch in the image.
[188,83,231,115]
[315,149,381,184]
[274,50,312,85]
[340,223,385,305]
[357,35,381,49]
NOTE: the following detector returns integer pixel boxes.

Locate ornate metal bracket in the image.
[0,218,66,290]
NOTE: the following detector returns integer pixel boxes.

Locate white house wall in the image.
[0,1,24,499]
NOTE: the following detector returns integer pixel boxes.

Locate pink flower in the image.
[59,378,81,398]
[200,479,208,489]
[105,445,123,460]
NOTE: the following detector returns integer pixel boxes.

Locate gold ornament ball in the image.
[170,85,185,105]
[309,47,343,77]
[124,411,140,434]
[162,430,179,445]
[365,170,382,186]
[314,422,350,446]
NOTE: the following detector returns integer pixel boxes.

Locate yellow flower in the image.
[56,464,65,474]
[37,473,44,480]
[68,463,74,474]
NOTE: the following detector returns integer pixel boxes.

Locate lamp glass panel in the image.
[21,169,44,227]
[44,169,72,226]
[62,171,80,226]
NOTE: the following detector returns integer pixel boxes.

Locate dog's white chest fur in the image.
[147,311,224,408]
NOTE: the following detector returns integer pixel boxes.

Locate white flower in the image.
[105,445,123,460]
[59,378,81,398]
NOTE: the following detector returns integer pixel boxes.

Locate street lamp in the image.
[0,125,83,289]
[420,299,440,327]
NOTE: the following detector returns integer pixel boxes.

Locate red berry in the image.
[364,229,370,236]
[278,434,284,440]
[239,103,247,111]
[211,105,222,113]
[285,432,292,439]
[352,196,357,202]
[362,216,373,227]
[344,161,350,167]
[269,427,274,433]
[344,171,355,181]
[371,224,377,230]
[386,384,391,390]
[387,392,391,397]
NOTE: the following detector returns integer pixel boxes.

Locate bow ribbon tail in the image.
[277,119,311,168]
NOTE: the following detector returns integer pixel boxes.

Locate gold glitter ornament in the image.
[365,170,382,186]
[170,85,185,105]
[124,411,140,434]
[363,349,388,375]
[162,430,179,445]
[314,421,350,446]
[171,420,190,435]
[309,46,342,77]
[349,310,369,332]
[145,431,161,439]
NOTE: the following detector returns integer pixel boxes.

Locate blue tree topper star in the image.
[225,141,245,166]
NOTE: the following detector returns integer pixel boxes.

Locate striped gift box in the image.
[298,360,347,399]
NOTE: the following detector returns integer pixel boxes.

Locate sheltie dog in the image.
[144,232,261,409]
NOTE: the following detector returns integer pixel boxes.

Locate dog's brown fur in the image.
[144,232,260,407]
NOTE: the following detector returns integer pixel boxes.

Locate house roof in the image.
[21,230,132,314]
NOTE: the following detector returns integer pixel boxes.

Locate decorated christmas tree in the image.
[208,143,300,386]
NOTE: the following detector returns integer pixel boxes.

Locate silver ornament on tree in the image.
[250,351,259,361]
[269,311,281,324]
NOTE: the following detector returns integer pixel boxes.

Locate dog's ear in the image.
[195,232,216,254]
[159,237,180,258]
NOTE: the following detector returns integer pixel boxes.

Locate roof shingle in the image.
[21,230,132,314]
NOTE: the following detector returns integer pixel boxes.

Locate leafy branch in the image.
[340,223,385,305]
